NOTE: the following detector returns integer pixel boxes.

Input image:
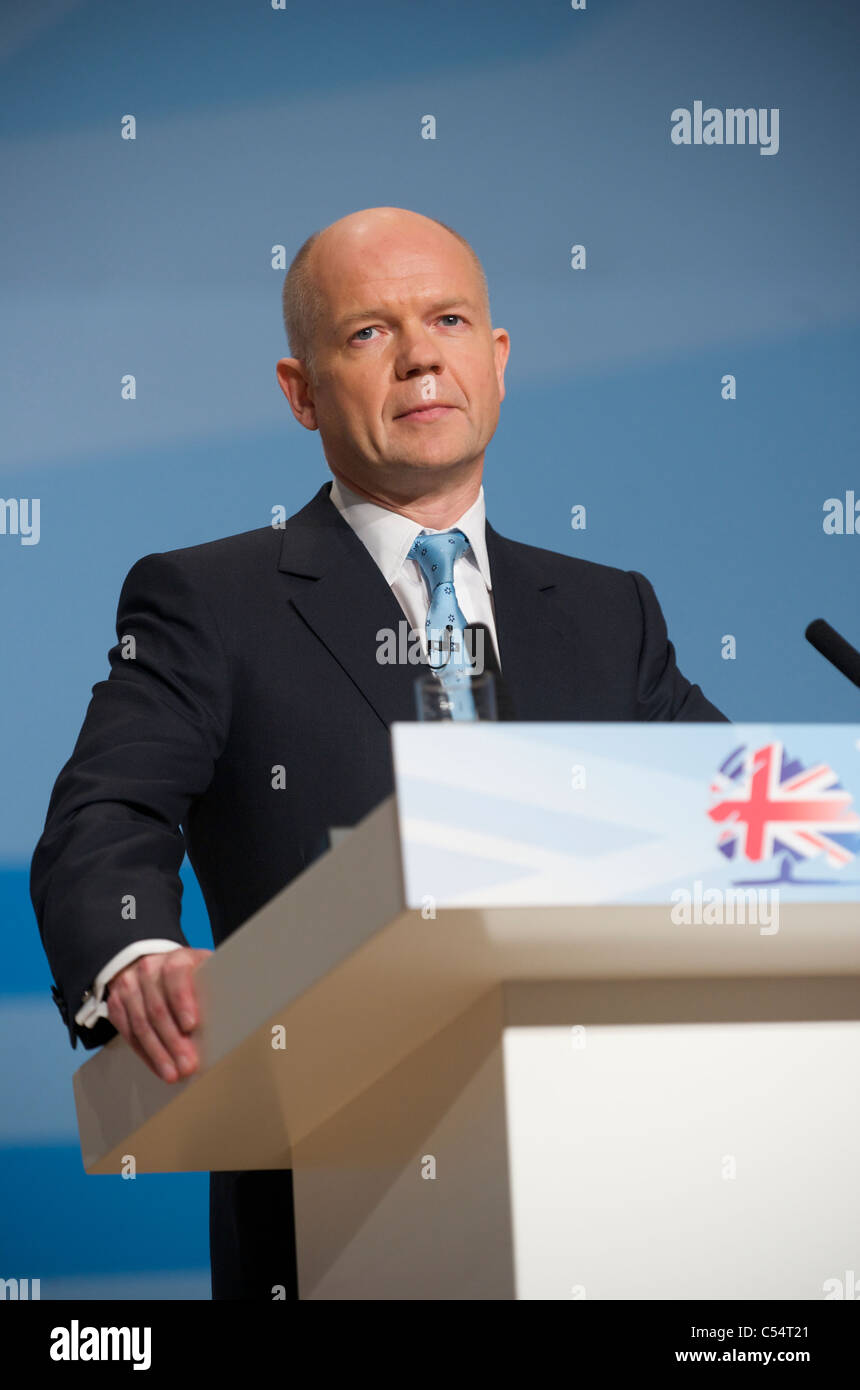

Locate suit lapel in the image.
[278,484,422,728]
[486,522,582,720]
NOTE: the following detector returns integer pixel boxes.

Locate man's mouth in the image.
[395,404,456,421]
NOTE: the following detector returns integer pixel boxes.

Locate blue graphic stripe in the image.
[0,1146,210,1278]
[397,773,657,857]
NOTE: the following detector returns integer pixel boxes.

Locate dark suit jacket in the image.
[30,481,728,1296]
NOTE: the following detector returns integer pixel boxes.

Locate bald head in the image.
[281,207,490,377]
[275,205,509,517]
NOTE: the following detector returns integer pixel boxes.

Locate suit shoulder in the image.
[124,487,332,588]
[126,525,282,588]
[155,524,281,569]
[493,531,639,594]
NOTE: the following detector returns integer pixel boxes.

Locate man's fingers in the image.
[162,949,209,1033]
[126,1030,162,1076]
[104,947,213,1084]
[108,984,179,1083]
[137,960,198,1077]
[112,969,180,1082]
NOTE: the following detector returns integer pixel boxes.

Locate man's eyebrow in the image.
[333,299,477,333]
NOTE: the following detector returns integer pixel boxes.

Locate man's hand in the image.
[106,947,212,1083]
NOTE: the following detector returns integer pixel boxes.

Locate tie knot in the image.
[409,529,470,588]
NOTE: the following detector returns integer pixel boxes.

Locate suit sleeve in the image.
[628,570,729,723]
[30,551,232,1049]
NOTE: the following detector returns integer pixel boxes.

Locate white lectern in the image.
[73,724,860,1299]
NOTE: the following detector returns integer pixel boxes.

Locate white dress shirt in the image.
[76,477,499,1029]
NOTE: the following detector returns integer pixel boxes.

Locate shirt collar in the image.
[329,476,492,590]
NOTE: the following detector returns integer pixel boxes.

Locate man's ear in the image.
[276,358,319,431]
[492,328,510,403]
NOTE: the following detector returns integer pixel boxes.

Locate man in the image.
[31,206,728,1301]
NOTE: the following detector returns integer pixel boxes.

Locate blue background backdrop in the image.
[2,0,858,1298]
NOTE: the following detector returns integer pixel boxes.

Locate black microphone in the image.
[805,619,860,690]
[464,623,515,720]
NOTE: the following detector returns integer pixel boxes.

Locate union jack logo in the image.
[708,741,860,868]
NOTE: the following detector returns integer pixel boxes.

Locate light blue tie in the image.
[409,529,477,720]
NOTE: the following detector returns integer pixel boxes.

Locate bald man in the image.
[31,206,727,1301]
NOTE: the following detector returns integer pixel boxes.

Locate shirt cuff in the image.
[74,940,185,1028]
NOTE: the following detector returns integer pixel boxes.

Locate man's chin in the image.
[386,452,474,476]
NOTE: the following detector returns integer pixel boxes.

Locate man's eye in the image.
[351,315,463,342]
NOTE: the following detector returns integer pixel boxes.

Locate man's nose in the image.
[395,329,443,377]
